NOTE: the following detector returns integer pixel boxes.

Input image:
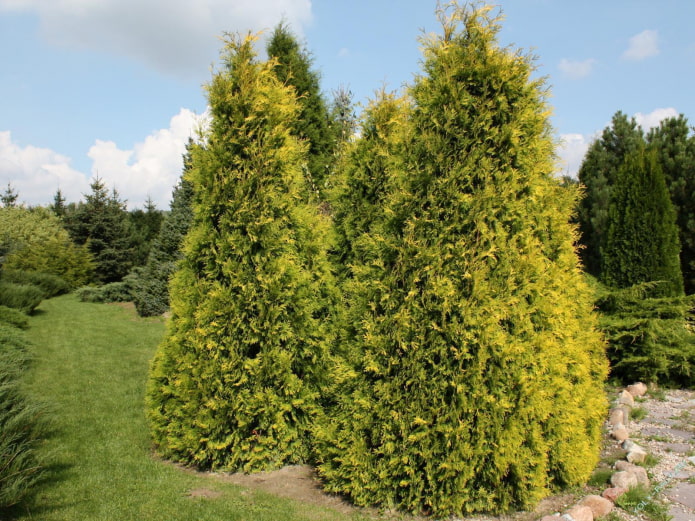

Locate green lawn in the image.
[7,294,369,521]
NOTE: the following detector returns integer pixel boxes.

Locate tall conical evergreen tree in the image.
[146,34,335,471]
[132,140,196,317]
[315,4,607,516]
[267,23,336,198]
[601,145,683,296]
[647,115,695,294]
[577,112,644,276]
[330,90,409,273]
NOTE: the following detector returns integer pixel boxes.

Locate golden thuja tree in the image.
[146,34,335,472]
[314,4,608,516]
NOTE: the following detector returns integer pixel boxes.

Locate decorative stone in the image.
[602,486,627,502]
[610,424,629,441]
[617,390,635,407]
[626,447,647,464]
[564,505,593,521]
[615,461,650,488]
[608,408,625,426]
[626,382,647,397]
[619,405,632,426]
[540,516,559,521]
[579,495,613,518]
[610,470,638,490]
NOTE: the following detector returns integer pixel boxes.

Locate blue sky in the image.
[1,0,694,209]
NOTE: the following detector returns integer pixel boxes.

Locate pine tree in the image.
[601,145,683,296]
[647,115,695,294]
[146,34,335,471]
[577,112,644,276]
[267,23,336,198]
[132,142,196,317]
[315,4,607,515]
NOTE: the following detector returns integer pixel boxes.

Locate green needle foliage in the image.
[315,4,607,516]
[267,23,336,199]
[601,145,683,296]
[595,280,695,386]
[577,112,644,278]
[146,34,335,472]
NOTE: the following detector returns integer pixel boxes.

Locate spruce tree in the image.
[267,23,336,198]
[647,115,695,294]
[65,178,134,283]
[577,112,644,276]
[601,145,683,296]
[133,143,195,317]
[146,34,335,471]
[315,5,607,515]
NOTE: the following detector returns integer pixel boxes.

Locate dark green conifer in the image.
[65,177,134,283]
[146,34,335,471]
[315,5,607,515]
[601,146,683,296]
[577,112,644,276]
[267,23,336,198]
[647,115,695,294]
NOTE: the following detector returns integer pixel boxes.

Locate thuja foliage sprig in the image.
[314,3,608,516]
[146,33,336,472]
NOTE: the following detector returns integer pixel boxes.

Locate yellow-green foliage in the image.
[146,34,336,472]
[314,4,608,516]
[0,207,93,287]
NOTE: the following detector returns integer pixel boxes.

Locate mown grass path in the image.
[8,295,365,521]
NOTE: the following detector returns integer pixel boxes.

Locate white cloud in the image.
[0,0,313,77]
[633,107,678,130]
[557,133,595,178]
[622,29,659,61]
[0,131,89,206]
[88,108,204,209]
[0,108,204,209]
[558,58,596,80]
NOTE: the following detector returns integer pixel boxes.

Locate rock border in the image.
[538,382,650,521]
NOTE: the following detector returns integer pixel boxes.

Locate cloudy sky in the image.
[1,0,694,209]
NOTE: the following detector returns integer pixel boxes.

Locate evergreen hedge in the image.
[314,5,608,516]
[146,34,336,472]
[0,283,43,314]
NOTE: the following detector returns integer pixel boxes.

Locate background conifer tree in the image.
[647,115,695,293]
[601,145,683,296]
[146,34,335,471]
[315,5,607,516]
[577,112,644,276]
[132,142,196,317]
[267,23,336,198]
[65,177,134,283]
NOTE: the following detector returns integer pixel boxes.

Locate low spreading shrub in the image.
[1,270,70,298]
[0,324,46,509]
[0,306,29,329]
[594,281,695,386]
[0,283,43,314]
[75,278,135,304]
